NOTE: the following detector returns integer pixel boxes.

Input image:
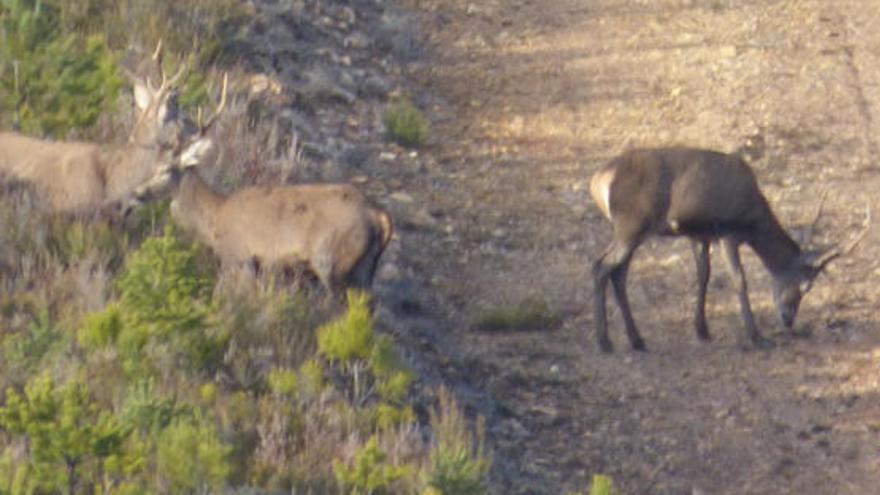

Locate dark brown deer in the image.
[590,147,867,352]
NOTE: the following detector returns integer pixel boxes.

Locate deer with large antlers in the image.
[131,81,394,295]
[0,41,187,215]
[590,147,868,353]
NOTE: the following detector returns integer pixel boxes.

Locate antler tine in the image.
[162,64,186,92]
[150,39,186,93]
[148,40,164,92]
[815,201,871,273]
[803,188,830,245]
[151,39,163,62]
[199,73,228,134]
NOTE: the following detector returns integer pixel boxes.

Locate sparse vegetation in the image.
[384,97,430,147]
[473,296,562,332]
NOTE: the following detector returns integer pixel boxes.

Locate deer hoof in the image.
[598,338,614,354]
[630,337,647,352]
[696,324,711,341]
[743,334,774,351]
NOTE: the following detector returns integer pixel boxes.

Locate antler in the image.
[147,40,185,94]
[196,73,228,134]
[801,189,830,246]
[814,201,871,274]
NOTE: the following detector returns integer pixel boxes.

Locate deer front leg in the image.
[720,237,772,349]
[691,239,712,341]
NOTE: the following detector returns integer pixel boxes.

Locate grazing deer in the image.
[590,147,867,353]
[0,41,186,215]
[132,98,394,294]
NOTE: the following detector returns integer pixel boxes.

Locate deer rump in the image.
[173,176,392,292]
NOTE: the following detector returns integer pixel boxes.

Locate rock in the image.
[294,66,357,105]
[341,146,372,169]
[390,191,415,204]
[360,73,392,98]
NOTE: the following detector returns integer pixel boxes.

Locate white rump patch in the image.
[590,167,616,220]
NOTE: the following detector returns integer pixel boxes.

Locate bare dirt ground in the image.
[385,0,880,493]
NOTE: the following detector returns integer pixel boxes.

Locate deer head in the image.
[127,40,187,151]
[129,72,228,206]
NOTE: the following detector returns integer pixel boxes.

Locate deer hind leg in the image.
[593,238,644,352]
[719,237,772,349]
[691,239,712,341]
[346,238,384,291]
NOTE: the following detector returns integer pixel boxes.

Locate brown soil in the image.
[387,0,880,493]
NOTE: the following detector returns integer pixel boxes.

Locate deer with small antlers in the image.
[590,147,868,353]
[131,81,394,295]
[0,41,187,215]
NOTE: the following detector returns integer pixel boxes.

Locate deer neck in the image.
[746,200,802,276]
[99,143,170,204]
[173,171,224,238]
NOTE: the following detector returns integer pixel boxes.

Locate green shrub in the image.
[0,0,123,136]
[317,291,375,365]
[333,436,411,495]
[318,292,416,431]
[267,367,299,398]
[112,228,224,378]
[2,307,65,374]
[157,413,232,493]
[589,474,619,495]
[371,335,414,403]
[425,388,489,495]
[118,379,178,433]
[0,374,127,493]
[383,98,429,147]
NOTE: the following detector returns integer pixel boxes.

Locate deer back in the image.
[219,183,376,267]
[170,173,382,275]
[592,148,773,240]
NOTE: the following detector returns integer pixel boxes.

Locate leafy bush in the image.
[318,292,416,431]
[0,0,123,136]
[333,436,411,495]
[157,413,232,493]
[3,307,65,374]
[589,474,619,495]
[318,291,376,365]
[112,228,224,378]
[425,388,489,495]
[0,374,127,493]
[383,97,430,147]
[57,0,247,68]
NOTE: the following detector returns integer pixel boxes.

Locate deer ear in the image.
[134,82,153,112]
[179,137,214,168]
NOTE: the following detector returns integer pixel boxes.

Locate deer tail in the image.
[373,209,394,249]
